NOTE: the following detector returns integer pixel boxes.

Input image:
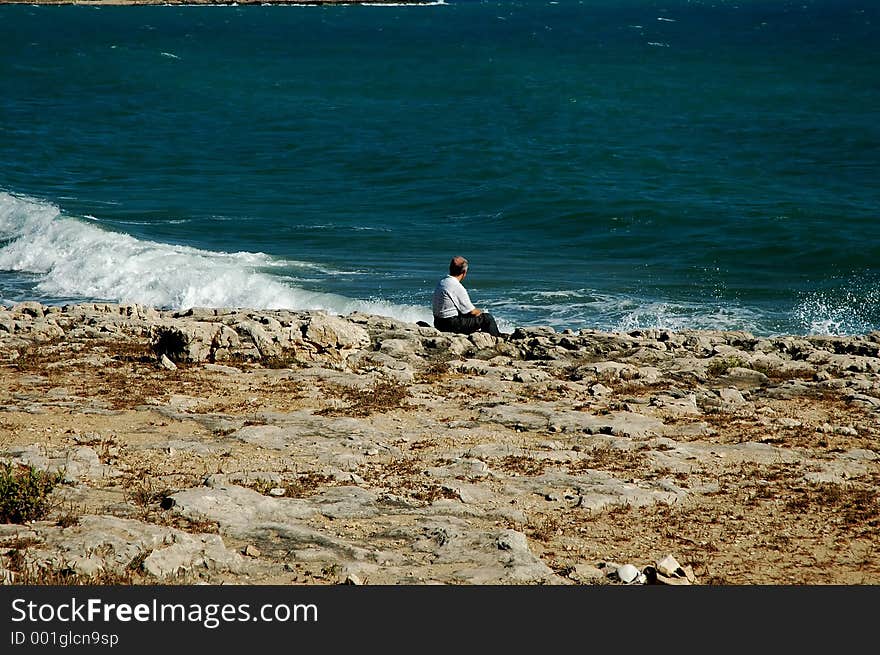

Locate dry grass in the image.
[3,548,146,586]
[528,514,562,542]
[356,457,458,504]
[1,536,147,585]
[494,455,550,477]
[785,481,880,532]
[416,359,454,384]
[248,472,335,498]
[316,378,410,417]
[262,350,306,370]
[568,443,650,474]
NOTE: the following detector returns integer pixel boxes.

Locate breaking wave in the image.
[0,191,432,324]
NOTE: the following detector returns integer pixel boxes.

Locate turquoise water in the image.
[1,0,878,335]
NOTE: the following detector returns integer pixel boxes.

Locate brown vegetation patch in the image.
[755,365,816,382]
[784,481,880,534]
[515,384,573,403]
[99,339,155,364]
[54,502,84,528]
[698,397,879,451]
[356,457,457,503]
[17,338,153,370]
[160,516,221,535]
[262,350,306,370]
[411,485,461,503]
[610,380,677,396]
[10,341,304,412]
[11,339,67,371]
[2,338,234,409]
[567,443,651,475]
[316,378,409,417]
[3,546,146,586]
[416,359,454,384]
[358,457,423,484]
[554,364,590,382]
[494,455,550,477]
[699,415,773,444]
[198,376,307,414]
[409,439,435,451]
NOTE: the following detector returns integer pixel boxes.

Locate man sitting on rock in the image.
[432,256,501,338]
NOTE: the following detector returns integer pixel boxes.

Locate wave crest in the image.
[0,191,432,323]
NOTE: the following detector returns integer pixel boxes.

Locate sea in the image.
[1,0,877,336]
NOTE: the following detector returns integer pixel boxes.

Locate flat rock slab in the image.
[480,403,666,438]
[0,515,245,581]
[167,481,561,584]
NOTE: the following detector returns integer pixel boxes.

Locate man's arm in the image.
[451,282,477,315]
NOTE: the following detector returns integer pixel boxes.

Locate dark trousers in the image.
[434,312,501,337]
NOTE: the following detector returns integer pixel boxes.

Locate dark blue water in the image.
[1,0,878,335]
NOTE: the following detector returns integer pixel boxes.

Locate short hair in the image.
[449,256,468,276]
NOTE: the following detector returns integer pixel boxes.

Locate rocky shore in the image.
[1,301,878,585]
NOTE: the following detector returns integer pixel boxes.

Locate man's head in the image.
[449,256,468,277]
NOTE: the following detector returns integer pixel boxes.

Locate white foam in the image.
[613,301,761,334]
[491,288,773,335]
[0,191,432,324]
[533,289,589,299]
[793,284,880,336]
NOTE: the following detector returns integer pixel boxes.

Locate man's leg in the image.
[435,314,501,338]
[453,313,500,337]
[478,312,501,337]
[452,313,482,335]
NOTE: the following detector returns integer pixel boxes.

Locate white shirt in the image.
[432,275,475,319]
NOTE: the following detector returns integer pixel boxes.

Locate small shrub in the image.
[55,502,83,528]
[151,327,188,362]
[0,463,64,524]
[707,356,746,377]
